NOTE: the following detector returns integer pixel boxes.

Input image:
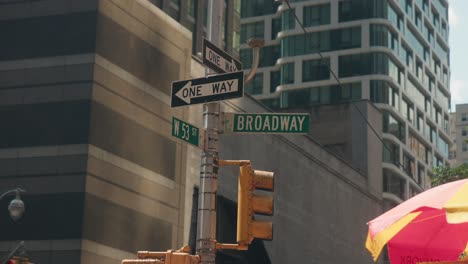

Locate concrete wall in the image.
[306,101,384,198]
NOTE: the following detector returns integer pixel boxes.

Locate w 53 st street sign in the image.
[172,117,204,148]
[222,113,310,134]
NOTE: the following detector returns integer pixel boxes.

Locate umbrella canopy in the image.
[366,179,468,263]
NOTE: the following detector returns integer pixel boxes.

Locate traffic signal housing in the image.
[237,164,274,246]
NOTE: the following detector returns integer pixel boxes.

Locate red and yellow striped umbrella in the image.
[366,179,468,264]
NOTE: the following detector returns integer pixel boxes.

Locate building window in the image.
[462,113,468,121]
[449,151,456,160]
[370,80,399,109]
[433,155,443,167]
[260,45,280,67]
[167,2,181,21]
[417,113,424,134]
[406,79,426,110]
[383,169,405,200]
[437,135,449,158]
[187,0,195,17]
[282,9,295,30]
[403,152,415,177]
[405,0,413,19]
[303,3,330,27]
[240,49,252,69]
[339,0,387,22]
[417,164,425,184]
[383,111,406,143]
[463,142,468,152]
[279,82,361,109]
[383,140,400,165]
[272,17,281,39]
[281,63,294,84]
[422,0,429,15]
[402,99,414,125]
[246,73,263,95]
[408,133,427,163]
[370,24,397,51]
[281,27,360,57]
[149,0,163,8]
[463,127,468,137]
[270,71,280,93]
[302,58,330,82]
[240,21,264,43]
[339,52,401,84]
[427,124,436,144]
[415,11,422,30]
[241,0,280,18]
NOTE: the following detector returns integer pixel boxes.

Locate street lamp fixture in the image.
[0,188,26,221]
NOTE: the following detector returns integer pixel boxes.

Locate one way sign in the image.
[203,38,242,74]
[171,71,244,107]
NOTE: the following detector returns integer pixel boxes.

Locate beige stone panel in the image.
[0,239,81,251]
[92,82,172,139]
[92,61,184,120]
[176,227,185,249]
[81,239,135,264]
[99,0,190,65]
[172,226,182,249]
[86,175,179,224]
[88,145,175,190]
[87,155,178,208]
[109,0,192,45]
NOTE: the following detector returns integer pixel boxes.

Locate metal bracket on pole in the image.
[215,243,248,251]
[244,38,265,85]
[218,160,251,166]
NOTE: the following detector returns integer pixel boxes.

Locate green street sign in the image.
[172,117,204,148]
[222,113,310,134]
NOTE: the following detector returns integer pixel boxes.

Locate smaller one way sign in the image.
[171,71,244,107]
[203,38,242,74]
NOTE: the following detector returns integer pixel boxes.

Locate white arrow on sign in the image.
[205,46,239,72]
[175,78,240,104]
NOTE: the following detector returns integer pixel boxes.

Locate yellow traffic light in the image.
[237,164,274,246]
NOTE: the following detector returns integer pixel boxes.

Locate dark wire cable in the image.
[282,0,423,190]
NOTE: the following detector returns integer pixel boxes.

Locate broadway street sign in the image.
[203,38,242,74]
[172,117,204,148]
[222,113,310,134]
[171,71,244,107]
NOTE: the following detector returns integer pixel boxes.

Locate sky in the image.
[448,0,468,110]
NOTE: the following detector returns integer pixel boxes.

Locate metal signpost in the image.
[171,117,204,149]
[202,38,242,74]
[222,113,310,134]
[197,2,223,264]
[171,71,244,108]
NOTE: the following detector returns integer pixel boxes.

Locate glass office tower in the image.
[240,0,451,204]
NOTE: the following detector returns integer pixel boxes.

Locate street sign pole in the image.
[197,1,222,264]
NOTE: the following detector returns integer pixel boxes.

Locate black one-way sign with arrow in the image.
[171,71,244,107]
[203,38,242,74]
